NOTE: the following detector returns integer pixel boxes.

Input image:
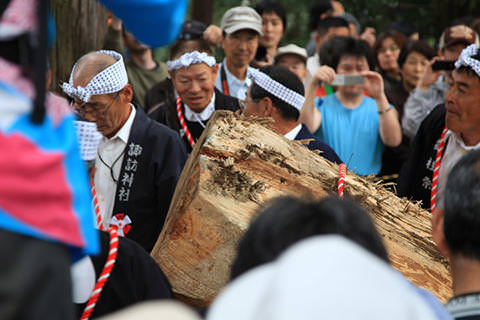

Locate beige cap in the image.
[275,44,308,63]
[439,25,480,49]
[220,6,263,36]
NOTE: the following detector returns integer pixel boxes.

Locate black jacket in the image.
[397,104,446,209]
[112,107,187,252]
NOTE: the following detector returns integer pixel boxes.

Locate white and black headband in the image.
[248,69,305,111]
[61,50,128,103]
[455,44,480,77]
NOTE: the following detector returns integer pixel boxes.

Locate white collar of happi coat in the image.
[284,123,302,140]
[223,58,254,84]
[445,129,480,152]
[108,103,136,143]
[183,92,216,122]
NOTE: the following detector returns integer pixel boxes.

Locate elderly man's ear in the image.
[431,208,450,258]
[120,84,134,103]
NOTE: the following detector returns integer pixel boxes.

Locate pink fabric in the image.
[0,132,84,247]
[0,0,37,32]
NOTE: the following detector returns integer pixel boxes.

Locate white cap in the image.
[220,6,263,36]
[275,44,308,63]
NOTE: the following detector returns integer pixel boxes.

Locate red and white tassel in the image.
[430,127,448,213]
[338,163,347,199]
[80,228,119,320]
[176,96,195,148]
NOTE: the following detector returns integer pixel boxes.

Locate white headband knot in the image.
[167,51,216,71]
[455,44,480,77]
[61,50,128,103]
[248,69,305,111]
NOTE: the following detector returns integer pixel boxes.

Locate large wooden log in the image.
[151,111,452,306]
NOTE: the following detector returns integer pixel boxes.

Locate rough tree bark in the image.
[49,0,108,93]
[151,111,452,307]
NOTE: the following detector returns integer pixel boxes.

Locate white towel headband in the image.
[248,69,305,111]
[167,51,216,71]
[61,50,128,103]
[455,44,480,77]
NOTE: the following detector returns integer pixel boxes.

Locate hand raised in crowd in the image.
[360,70,385,101]
[203,24,223,46]
[255,53,274,68]
[360,27,376,47]
[310,65,336,87]
[417,57,442,91]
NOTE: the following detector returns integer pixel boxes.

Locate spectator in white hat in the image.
[214,6,263,100]
[274,44,308,84]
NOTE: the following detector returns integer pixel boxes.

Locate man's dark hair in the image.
[444,150,480,261]
[397,40,436,68]
[316,16,349,36]
[254,0,287,31]
[250,65,304,121]
[456,52,480,81]
[309,0,333,31]
[230,196,389,280]
[169,38,213,60]
[321,36,375,71]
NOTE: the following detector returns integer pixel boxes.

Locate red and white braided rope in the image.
[80,228,119,320]
[90,181,103,230]
[338,163,347,199]
[176,96,195,148]
[430,127,448,213]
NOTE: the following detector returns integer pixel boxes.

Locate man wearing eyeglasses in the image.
[63,50,187,252]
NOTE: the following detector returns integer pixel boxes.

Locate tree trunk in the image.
[49,0,108,93]
[191,0,214,26]
[151,111,452,307]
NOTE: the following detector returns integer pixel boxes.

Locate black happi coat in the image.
[148,83,240,152]
[397,104,446,210]
[295,124,342,164]
[112,107,187,252]
[75,231,173,318]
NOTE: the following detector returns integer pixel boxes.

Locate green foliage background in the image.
[211,0,480,47]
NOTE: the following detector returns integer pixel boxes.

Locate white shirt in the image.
[94,104,136,229]
[214,59,255,100]
[284,123,302,140]
[184,93,216,128]
[437,130,480,209]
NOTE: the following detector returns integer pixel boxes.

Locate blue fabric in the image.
[100,0,189,47]
[314,94,386,176]
[0,83,99,260]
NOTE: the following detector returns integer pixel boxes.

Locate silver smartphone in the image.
[331,74,365,86]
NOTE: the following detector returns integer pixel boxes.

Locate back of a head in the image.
[169,38,213,60]
[444,149,480,261]
[249,65,305,121]
[309,0,333,31]
[321,36,374,71]
[210,236,438,320]
[397,40,436,68]
[316,16,349,36]
[254,0,287,30]
[230,196,389,280]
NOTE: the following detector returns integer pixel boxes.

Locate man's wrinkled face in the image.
[71,91,123,138]
[170,63,219,113]
[222,29,259,68]
[242,85,262,117]
[444,69,480,140]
